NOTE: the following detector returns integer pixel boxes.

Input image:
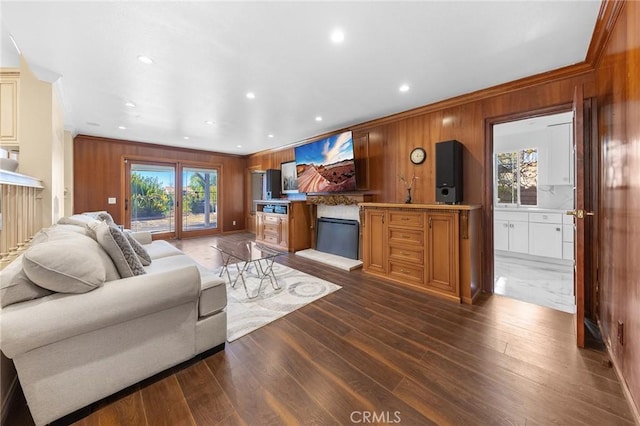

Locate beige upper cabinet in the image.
[0,70,20,146]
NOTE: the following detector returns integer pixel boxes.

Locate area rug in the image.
[213,262,341,342]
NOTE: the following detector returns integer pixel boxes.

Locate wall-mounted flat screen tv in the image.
[294,130,356,193]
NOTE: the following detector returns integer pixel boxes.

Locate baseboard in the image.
[598,319,640,424]
[1,375,19,426]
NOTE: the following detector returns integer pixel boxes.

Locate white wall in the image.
[17,56,65,227]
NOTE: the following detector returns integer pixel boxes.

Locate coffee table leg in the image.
[215,249,235,285]
[235,261,252,298]
[255,256,280,291]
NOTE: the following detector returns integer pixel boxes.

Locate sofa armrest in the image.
[0,265,200,358]
[128,231,152,245]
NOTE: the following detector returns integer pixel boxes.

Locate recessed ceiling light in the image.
[118,125,127,130]
[331,29,345,44]
[399,84,410,92]
[267,134,274,138]
[246,92,256,99]
[125,101,136,108]
[183,136,190,140]
[236,144,243,148]
[137,55,154,65]
[315,116,323,122]
[205,120,215,125]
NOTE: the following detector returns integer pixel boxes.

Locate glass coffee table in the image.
[212,240,283,299]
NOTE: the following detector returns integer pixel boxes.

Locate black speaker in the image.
[435,140,463,204]
[265,169,281,199]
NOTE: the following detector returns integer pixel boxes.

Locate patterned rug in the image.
[213,262,342,342]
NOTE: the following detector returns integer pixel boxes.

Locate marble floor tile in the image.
[494,253,576,313]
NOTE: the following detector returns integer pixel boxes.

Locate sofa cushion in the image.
[0,254,54,307]
[32,227,121,281]
[23,239,107,293]
[89,221,146,278]
[126,233,152,266]
[81,210,106,218]
[143,256,227,317]
[58,214,99,227]
[144,240,184,259]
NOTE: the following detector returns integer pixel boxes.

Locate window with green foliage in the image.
[495,148,538,206]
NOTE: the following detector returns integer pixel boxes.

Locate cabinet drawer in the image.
[529,212,562,224]
[264,223,279,234]
[388,228,424,245]
[494,211,528,222]
[264,215,280,224]
[262,234,279,244]
[389,261,424,285]
[389,246,423,264]
[388,211,424,228]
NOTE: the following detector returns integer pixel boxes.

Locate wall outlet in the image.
[108,197,117,204]
[617,321,624,345]
[233,220,236,226]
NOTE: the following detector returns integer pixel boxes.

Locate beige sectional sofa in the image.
[0,215,227,425]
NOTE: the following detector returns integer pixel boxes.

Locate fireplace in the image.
[316,217,359,260]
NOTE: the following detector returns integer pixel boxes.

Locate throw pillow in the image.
[125,232,152,266]
[95,211,116,226]
[89,221,146,277]
[0,255,54,307]
[22,239,107,293]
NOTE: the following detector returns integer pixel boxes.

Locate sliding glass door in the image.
[181,167,218,235]
[127,162,177,238]
[125,160,220,239]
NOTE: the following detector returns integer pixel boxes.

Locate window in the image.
[495,148,538,206]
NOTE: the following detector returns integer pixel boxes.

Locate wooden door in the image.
[570,84,589,348]
[363,209,387,274]
[426,212,459,295]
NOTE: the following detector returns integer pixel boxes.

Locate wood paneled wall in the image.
[249,71,594,206]
[248,65,595,298]
[73,135,247,233]
[593,1,640,416]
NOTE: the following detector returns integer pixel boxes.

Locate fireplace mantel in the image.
[306,193,373,206]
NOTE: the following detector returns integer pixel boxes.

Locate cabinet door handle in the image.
[401,217,409,221]
[429,217,432,228]
[556,227,561,231]
[510,224,514,228]
[504,223,508,228]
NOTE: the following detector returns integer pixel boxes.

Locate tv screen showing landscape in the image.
[294,131,357,193]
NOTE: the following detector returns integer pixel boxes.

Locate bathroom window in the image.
[495,148,538,206]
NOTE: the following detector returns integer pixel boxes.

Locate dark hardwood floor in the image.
[6,233,635,425]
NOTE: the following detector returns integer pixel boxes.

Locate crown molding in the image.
[585,0,626,68]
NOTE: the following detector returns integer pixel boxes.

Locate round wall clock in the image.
[410,147,426,165]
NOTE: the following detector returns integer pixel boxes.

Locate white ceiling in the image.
[0,1,601,155]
